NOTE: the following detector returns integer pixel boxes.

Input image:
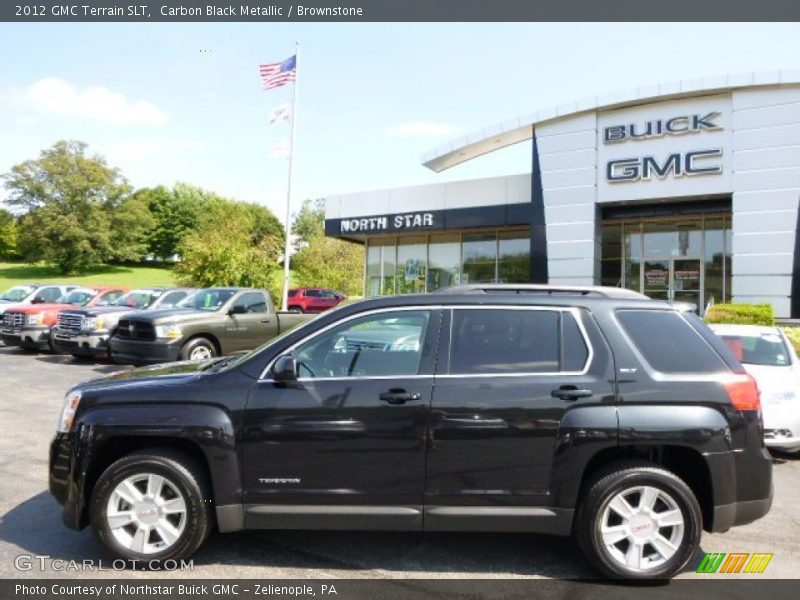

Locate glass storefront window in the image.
[381,239,397,295]
[428,234,461,291]
[366,243,382,297]
[498,232,530,283]
[601,223,622,287]
[462,233,497,284]
[396,237,427,294]
[643,220,702,257]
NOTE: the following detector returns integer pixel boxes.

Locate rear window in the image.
[288,290,298,297]
[617,310,727,374]
[718,332,791,367]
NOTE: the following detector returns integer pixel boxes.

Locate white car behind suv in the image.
[710,323,800,453]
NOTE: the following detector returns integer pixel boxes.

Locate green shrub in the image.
[781,326,800,355]
[704,303,775,326]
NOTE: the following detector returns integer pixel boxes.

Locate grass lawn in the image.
[0,261,177,291]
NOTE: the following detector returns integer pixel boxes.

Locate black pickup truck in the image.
[49,284,772,579]
[108,287,313,364]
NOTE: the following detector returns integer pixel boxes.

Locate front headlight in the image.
[85,317,105,331]
[58,390,82,433]
[26,314,41,326]
[155,323,183,339]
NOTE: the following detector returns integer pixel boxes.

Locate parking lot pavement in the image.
[1,344,799,580]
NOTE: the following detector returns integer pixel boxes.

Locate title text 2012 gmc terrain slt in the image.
[49,285,773,579]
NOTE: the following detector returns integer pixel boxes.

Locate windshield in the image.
[114,290,156,309]
[177,289,236,311]
[0,286,34,302]
[58,289,98,306]
[719,333,792,367]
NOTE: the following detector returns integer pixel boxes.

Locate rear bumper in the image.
[109,337,182,365]
[52,329,109,356]
[712,495,773,532]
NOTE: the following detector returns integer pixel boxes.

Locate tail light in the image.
[723,373,761,411]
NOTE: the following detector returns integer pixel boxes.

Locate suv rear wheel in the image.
[575,460,702,579]
[90,450,213,563]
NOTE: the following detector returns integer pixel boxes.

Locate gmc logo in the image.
[607,149,723,183]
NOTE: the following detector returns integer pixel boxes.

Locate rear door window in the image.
[449,308,590,374]
[617,310,727,373]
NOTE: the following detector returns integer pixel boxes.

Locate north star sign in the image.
[603,111,724,183]
[340,212,436,233]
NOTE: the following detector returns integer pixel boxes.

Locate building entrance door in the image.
[642,258,702,309]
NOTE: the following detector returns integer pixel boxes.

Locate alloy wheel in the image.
[598,485,685,572]
[106,473,187,555]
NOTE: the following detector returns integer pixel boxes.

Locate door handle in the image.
[551,386,593,401]
[260,319,271,323]
[379,389,421,405]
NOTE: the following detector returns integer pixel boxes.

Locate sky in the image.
[1,22,800,219]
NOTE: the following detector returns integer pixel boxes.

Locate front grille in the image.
[3,312,24,330]
[116,319,156,342]
[58,313,84,333]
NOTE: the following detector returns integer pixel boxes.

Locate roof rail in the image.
[432,284,649,300]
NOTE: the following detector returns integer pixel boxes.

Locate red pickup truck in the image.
[287,287,346,313]
[1,286,127,352]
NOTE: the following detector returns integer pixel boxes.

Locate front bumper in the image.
[49,431,86,530]
[109,337,182,365]
[1,327,50,349]
[51,328,110,357]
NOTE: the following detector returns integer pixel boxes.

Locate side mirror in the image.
[272,354,297,382]
[228,305,247,316]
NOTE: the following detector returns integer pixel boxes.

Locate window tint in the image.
[160,291,188,307]
[293,310,430,378]
[450,309,564,374]
[562,312,589,371]
[305,289,320,297]
[288,290,298,298]
[617,310,727,373]
[319,290,336,299]
[233,292,267,313]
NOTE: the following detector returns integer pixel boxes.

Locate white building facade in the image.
[325,72,800,317]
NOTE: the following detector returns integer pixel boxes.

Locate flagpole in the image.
[281,41,300,312]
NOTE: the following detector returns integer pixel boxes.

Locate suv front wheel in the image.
[90,450,213,563]
[575,460,702,579]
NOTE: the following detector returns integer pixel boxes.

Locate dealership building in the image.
[324,71,800,317]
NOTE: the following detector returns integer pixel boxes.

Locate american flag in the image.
[259,55,296,91]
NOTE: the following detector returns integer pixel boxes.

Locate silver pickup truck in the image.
[51,288,195,359]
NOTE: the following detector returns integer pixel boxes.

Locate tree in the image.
[0,208,18,259]
[175,197,285,297]
[291,198,325,243]
[292,235,365,297]
[138,183,208,260]
[2,140,151,273]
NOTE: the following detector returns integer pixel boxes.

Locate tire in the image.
[179,337,217,362]
[90,449,213,564]
[575,459,702,579]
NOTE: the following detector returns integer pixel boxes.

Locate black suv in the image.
[49,285,772,579]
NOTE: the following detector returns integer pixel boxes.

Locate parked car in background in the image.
[1,286,128,352]
[52,288,195,359]
[287,287,346,313]
[0,284,76,315]
[709,323,800,453]
[51,285,772,578]
[109,287,314,365]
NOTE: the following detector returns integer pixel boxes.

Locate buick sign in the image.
[604,112,722,144]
